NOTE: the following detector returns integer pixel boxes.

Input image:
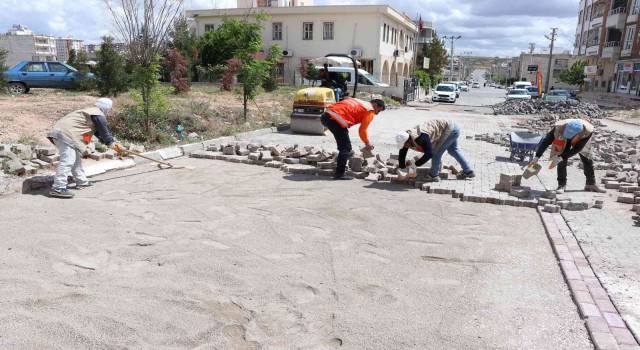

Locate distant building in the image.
[0,24,57,67]
[514,52,580,91]
[56,37,84,62]
[187,1,421,86]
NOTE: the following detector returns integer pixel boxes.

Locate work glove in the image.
[407,164,417,178]
[364,142,375,151]
[527,156,539,168]
[548,156,563,169]
[108,142,123,151]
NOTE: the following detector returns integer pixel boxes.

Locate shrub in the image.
[164,48,190,93]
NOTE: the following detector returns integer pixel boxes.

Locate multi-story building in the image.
[515,52,580,90]
[56,37,84,62]
[187,1,425,87]
[575,0,640,93]
[0,24,57,66]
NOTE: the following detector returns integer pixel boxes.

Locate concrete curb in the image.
[537,208,640,350]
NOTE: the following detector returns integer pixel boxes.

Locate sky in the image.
[0,0,580,58]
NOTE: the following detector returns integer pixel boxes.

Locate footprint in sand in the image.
[62,251,111,271]
[356,284,397,303]
[222,324,260,350]
[200,240,231,250]
[265,253,306,260]
[293,225,330,239]
[357,243,390,263]
[281,285,319,304]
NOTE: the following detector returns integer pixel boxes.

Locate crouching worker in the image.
[47,98,122,198]
[395,119,475,182]
[321,98,386,180]
[529,118,605,194]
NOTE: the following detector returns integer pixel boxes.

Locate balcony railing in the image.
[587,39,600,46]
[604,41,620,47]
[593,11,605,18]
[610,7,627,15]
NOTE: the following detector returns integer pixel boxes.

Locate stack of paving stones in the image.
[538,209,640,349]
[191,143,559,210]
[492,99,608,119]
[0,141,143,178]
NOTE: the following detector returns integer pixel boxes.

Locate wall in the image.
[0,35,35,67]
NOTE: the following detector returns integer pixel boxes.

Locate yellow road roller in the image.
[290,54,359,135]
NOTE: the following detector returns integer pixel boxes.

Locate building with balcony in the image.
[56,37,84,62]
[0,25,58,66]
[574,0,640,93]
[187,1,428,87]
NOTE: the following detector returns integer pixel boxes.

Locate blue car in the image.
[3,61,92,94]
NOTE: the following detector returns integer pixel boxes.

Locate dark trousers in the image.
[321,113,351,176]
[557,153,595,186]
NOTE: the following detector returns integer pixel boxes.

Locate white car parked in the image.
[432,83,457,103]
[506,89,532,100]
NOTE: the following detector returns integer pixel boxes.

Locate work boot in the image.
[333,174,354,180]
[456,171,476,180]
[425,174,440,182]
[555,185,566,194]
[75,181,94,189]
[49,188,74,198]
[584,184,606,193]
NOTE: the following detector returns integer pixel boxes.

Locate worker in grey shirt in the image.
[47,98,122,198]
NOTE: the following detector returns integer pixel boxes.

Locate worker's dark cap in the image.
[370,99,386,111]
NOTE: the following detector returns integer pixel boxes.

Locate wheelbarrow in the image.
[509,131,542,162]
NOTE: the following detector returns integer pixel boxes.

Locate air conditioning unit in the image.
[349,48,362,57]
[393,49,399,57]
[282,49,294,57]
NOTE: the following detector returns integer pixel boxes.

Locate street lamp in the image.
[461,51,472,81]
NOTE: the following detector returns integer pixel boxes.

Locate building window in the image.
[386,25,390,43]
[624,25,635,50]
[273,22,282,40]
[382,24,386,42]
[553,68,561,76]
[323,22,334,40]
[204,24,215,32]
[303,22,313,40]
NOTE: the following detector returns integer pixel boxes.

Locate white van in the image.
[311,66,390,87]
[513,81,532,90]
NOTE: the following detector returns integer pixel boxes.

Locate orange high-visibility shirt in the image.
[324,98,376,143]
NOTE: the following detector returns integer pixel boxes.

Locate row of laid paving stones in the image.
[539,208,640,350]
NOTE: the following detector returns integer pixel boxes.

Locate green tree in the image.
[71,49,95,91]
[67,49,77,66]
[235,45,282,119]
[164,48,190,93]
[169,14,199,81]
[558,60,586,86]
[95,36,129,97]
[417,32,447,85]
[198,13,266,67]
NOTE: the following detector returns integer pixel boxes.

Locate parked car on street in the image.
[444,81,460,97]
[3,61,93,94]
[456,81,469,92]
[472,82,480,88]
[432,83,457,103]
[526,86,540,99]
[506,89,532,100]
[544,89,580,101]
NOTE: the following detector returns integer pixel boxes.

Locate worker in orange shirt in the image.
[320,98,386,180]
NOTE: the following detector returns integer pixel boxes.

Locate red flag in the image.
[419,15,424,32]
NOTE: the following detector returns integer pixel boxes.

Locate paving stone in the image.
[364,173,381,182]
[237,149,251,156]
[543,204,560,213]
[611,327,639,346]
[509,188,531,198]
[603,312,626,328]
[179,142,204,155]
[618,194,635,204]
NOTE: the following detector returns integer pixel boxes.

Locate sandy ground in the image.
[0,156,592,349]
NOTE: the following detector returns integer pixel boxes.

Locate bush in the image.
[95,36,130,97]
[164,48,190,93]
[0,49,8,93]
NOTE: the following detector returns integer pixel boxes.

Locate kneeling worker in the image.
[395,119,475,182]
[321,98,386,180]
[529,118,605,194]
[47,98,122,198]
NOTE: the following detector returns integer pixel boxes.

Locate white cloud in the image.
[0,0,579,55]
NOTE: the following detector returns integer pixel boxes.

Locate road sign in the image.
[528,65,538,72]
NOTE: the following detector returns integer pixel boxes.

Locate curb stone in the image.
[537,208,640,349]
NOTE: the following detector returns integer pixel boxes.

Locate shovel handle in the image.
[122,149,174,167]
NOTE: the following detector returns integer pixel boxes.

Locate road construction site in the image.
[1,86,639,349]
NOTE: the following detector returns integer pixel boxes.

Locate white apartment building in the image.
[56,37,84,62]
[0,25,57,66]
[187,2,421,86]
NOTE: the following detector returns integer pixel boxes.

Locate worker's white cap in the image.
[395,131,410,149]
[95,98,113,114]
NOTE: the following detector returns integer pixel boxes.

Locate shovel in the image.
[121,149,195,170]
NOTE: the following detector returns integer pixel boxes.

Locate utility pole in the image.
[461,51,472,81]
[528,43,535,65]
[443,35,461,82]
[544,28,557,93]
